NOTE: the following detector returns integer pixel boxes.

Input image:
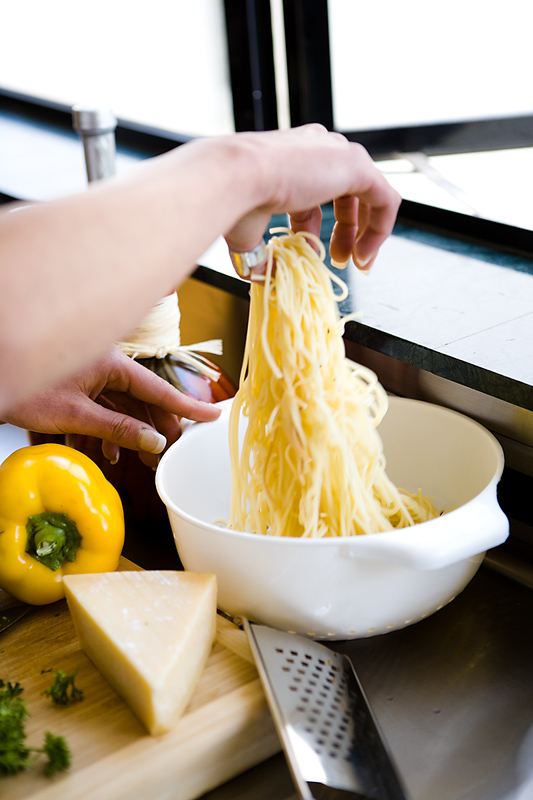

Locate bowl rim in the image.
[156,396,506,548]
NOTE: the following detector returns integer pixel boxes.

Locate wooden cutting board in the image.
[0,558,281,800]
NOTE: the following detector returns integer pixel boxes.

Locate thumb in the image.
[225,209,272,254]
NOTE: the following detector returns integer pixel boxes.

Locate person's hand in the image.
[224,124,401,276]
[1,345,221,467]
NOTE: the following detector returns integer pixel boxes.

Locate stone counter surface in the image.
[342,230,533,411]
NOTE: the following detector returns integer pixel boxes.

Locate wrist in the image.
[209,134,275,253]
[204,134,270,221]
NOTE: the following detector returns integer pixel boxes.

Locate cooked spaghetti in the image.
[228,230,439,538]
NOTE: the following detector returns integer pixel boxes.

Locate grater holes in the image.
[273,644,354,761]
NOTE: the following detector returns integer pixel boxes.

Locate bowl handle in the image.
[342,494,509,570]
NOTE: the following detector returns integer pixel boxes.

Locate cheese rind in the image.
[63,570,217,735]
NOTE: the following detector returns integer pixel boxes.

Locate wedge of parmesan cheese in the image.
[62,570,217,735]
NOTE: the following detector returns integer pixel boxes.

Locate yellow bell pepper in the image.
[0,443,125,605]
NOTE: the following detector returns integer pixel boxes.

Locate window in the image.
[327,0,533,231]
[328,0,532,132]
[0,0,234,137]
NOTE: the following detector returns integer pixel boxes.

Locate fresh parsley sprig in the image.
[43,667,84,707]
[0,679,71,778]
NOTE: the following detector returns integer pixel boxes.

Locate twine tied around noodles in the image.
[117,293,223,382]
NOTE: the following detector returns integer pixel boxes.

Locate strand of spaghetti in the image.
[228,230,438,538]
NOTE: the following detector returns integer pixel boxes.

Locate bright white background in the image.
[329,0,533,131]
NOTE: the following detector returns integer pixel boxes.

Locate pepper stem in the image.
[26,513,82,571]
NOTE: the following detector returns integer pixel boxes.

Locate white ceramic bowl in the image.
[156,397,508,639]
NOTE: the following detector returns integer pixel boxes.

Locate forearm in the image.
[0,126,400,417]
[0,137,258,414]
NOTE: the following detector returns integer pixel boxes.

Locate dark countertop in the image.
[341,224,533,412]
[200,560,533,800]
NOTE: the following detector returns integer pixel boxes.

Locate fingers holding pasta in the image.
[330,147,400,271]
[351,194,399,272]
[329,195,359,268]
[224,126,401,279]
[289,206,323,241]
